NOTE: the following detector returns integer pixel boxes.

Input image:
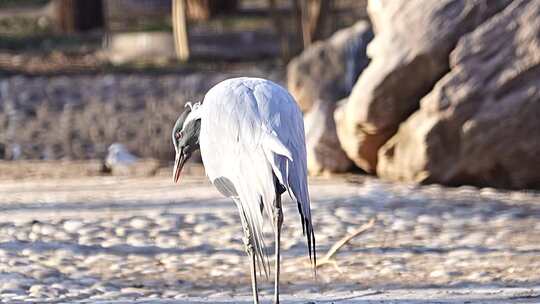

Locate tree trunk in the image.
[186,0,238,21]
[54,0,104,33]
[299,0,331,47]
[172,0,190,61]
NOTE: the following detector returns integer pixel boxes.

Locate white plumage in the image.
[172,77,315,303]
[200,78,314,269]
[106,143,138,167]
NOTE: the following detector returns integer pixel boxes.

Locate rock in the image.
[287,21,372,112]
[129,217,151,230]
[335,0,512,172]
[429,269,450,278]
[334,104,392,172]
[63,220,84,233]
[377,0,540,189]
[119,287,149,297]
[304,100,353,174]
[287,21,372,173]
[126,233,148,247]
[28,284,46,295]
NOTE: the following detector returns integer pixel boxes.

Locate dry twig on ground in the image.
[315,217,376,272]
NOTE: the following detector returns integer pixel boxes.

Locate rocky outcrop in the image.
[377,0,540,189]
[335,0,512,173]
[287,20,372,112]
[287,21,372,174]
[304,99,352,174]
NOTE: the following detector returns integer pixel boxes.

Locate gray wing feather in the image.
[213,177,238,197]
[254,82,316,264]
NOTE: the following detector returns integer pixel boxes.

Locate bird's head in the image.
[172,102,202,183]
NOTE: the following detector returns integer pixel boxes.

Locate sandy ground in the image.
[1,169,540,303]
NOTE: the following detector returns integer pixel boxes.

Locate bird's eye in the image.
[175,132,182,140]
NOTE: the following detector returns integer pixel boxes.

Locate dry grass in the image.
[0,74,208,161]
[1,93,187,161]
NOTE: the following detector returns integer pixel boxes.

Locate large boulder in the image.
[304,99,352,174]
[335,0,512,173]
[377,0,540,189]
[287,20,372,112]
[287,21,373,174]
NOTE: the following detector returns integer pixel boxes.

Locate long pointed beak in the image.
[173,150,186,183]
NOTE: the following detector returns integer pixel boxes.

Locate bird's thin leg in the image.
[239,209,259,304]
[249,245,259,304]
[273,194,283,304]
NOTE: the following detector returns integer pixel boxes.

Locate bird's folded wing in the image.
[200,78,315,272]
[254,84,316,264]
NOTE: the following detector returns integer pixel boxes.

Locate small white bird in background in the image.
[105,143,138,174]
[171,77,316,304]
[106,143,138,166]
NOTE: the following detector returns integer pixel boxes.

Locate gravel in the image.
[0,173,539,303]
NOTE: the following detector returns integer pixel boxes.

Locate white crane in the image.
[171,77,316,304]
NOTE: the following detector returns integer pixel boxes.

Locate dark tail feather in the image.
[307,220,316,276]
[303,217,316,276]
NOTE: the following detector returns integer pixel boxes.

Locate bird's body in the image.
[172,77,315,303]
